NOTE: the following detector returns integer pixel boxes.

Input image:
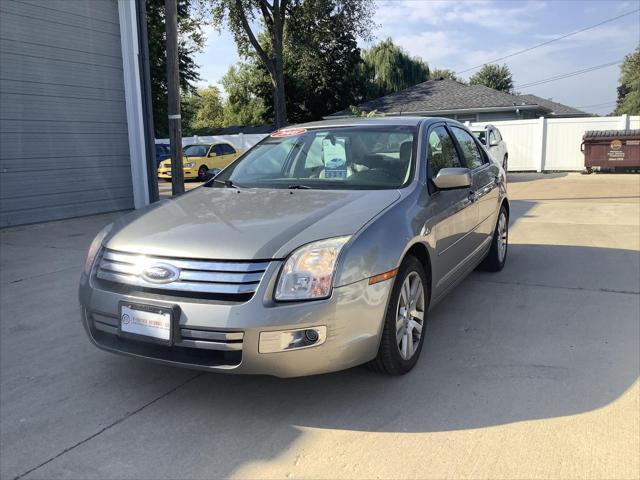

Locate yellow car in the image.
[157,142,241,181]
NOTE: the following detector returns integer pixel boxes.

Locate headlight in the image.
[275,236,350,301]
[184,162,195,168]
[83,223,112,274]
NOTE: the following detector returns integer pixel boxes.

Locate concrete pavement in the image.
[1,173,638,479]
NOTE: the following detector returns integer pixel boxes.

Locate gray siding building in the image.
[0,0,150,227]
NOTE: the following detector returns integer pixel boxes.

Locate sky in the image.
[194,0,640,116]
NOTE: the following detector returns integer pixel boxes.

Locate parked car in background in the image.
[155,143,171,167]
[157,143,240,181]
[81,117,509,377]
[471,125,508,171]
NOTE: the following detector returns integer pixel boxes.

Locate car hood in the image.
[106,187,400,260]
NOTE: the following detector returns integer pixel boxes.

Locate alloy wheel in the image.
[497,211,508,262]
[396,272,425,360]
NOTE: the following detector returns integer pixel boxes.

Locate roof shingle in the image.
[516,94,588,116]
[330,78,538,116]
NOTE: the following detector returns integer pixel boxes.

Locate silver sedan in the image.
[79,117,509,377]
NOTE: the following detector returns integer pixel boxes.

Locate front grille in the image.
[96,248,269,299]
[89,312,243,367]
[91,312,244,351]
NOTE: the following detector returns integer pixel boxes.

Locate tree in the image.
[189,86,225,131]
[614,47,640,115]
[359,38,430,100]
[146,0,206,138]
[220,64,269,126]
[430,68,459,81]
[468,64,513,93]
[208,0,289,128]
[283,0,372,122]
[207,0,374,128]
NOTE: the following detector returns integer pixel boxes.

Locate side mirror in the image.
[209,152,217,157]
[206,168,221,180]
[433,168,472,190]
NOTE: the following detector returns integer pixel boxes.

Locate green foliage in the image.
[146,0,206,138]
[349,106,380,117]
[182,86,225,135]
[282,0,373,122]
[205,0,375,126]
[468,64,513,93]
[614,47,640,116]
[359,38,430,99]
[220,64,269,126]
[429,68,459,81]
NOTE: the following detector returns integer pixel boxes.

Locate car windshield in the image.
[206,125,417,190]
[183,145,209,157]
[471,130,487,144]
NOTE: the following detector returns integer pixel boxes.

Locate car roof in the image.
[287,116,460,129]
[184,143,232,147]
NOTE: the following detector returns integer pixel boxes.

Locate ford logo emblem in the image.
[141,263,180,284]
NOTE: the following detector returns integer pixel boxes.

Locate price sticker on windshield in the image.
[323,137,347,179]
[271,128,307,137]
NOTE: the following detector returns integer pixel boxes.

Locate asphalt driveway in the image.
[1,173,638,479]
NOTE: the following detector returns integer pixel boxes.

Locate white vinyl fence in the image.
[156,115,640,172]
[155,133,268,151]
[470,114,639,171]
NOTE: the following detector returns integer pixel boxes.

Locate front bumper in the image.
[157,167,197,179]
[79,262,393,377]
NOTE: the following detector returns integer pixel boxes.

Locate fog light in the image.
[259,326,326,354]
[304,329,319,343]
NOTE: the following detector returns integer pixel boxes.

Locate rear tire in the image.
[368,256,428,375]
[478,205,508,272]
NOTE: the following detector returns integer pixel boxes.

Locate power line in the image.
[456,9,639,75]
[576,101,617,109]
[514,60,621,89]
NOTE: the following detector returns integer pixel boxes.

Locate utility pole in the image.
[165,0,184,196]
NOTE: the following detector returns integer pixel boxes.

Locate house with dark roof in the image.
[516,94,589,118]
[326,78,588,122]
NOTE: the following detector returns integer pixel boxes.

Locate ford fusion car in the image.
[80,117,509,377]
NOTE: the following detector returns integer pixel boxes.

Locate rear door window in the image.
[220,144,236,155]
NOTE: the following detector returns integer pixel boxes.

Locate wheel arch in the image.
[403,242,432,305]
[501,197,510,218]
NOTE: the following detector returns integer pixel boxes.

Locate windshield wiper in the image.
[287,184,312,189]
[213,178,243,189]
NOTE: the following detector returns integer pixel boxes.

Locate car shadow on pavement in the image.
[2,199,639,479]
[41,241,636,479]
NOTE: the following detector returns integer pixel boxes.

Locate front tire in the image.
[368,256,428,375]
[478,205,508,272]
[197,165,209,181]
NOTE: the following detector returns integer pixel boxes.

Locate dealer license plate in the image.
[120,303,172,342]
